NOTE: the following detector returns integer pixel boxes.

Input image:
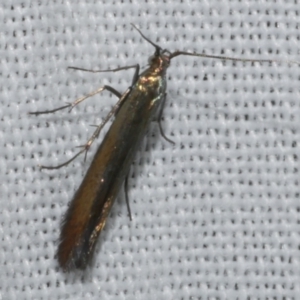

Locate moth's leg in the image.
[65,64,140,117]
[29,64,140,115]
[115,62,140,219]
[35,64,141,170]
[124,173,132,221]
[157,93,175,145]
[29,86,121,115]
[68,64,139,76]
[68,63,140,92]
[38,89,130,170]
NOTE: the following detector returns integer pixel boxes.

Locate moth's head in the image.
[148,47,170,71]
[131,24,171,72]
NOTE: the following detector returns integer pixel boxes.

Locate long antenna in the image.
[170,50,300,66]
[131,23,162,52]
[131,24,300,66]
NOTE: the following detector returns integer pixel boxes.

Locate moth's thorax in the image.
[148,53,170,75]
[137,54,170,92]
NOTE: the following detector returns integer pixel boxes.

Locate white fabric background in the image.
[1,1,299,299]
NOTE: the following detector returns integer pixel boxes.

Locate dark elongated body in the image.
[30,25,283,271]
[58,53,169,269]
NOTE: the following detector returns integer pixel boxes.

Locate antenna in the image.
[131,24,162,54]
[169,50,300,66]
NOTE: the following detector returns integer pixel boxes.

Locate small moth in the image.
[30,25,296,270]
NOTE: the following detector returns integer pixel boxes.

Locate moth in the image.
[30,25,294,270]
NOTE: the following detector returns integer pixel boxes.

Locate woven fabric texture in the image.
[1,1,299,299]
